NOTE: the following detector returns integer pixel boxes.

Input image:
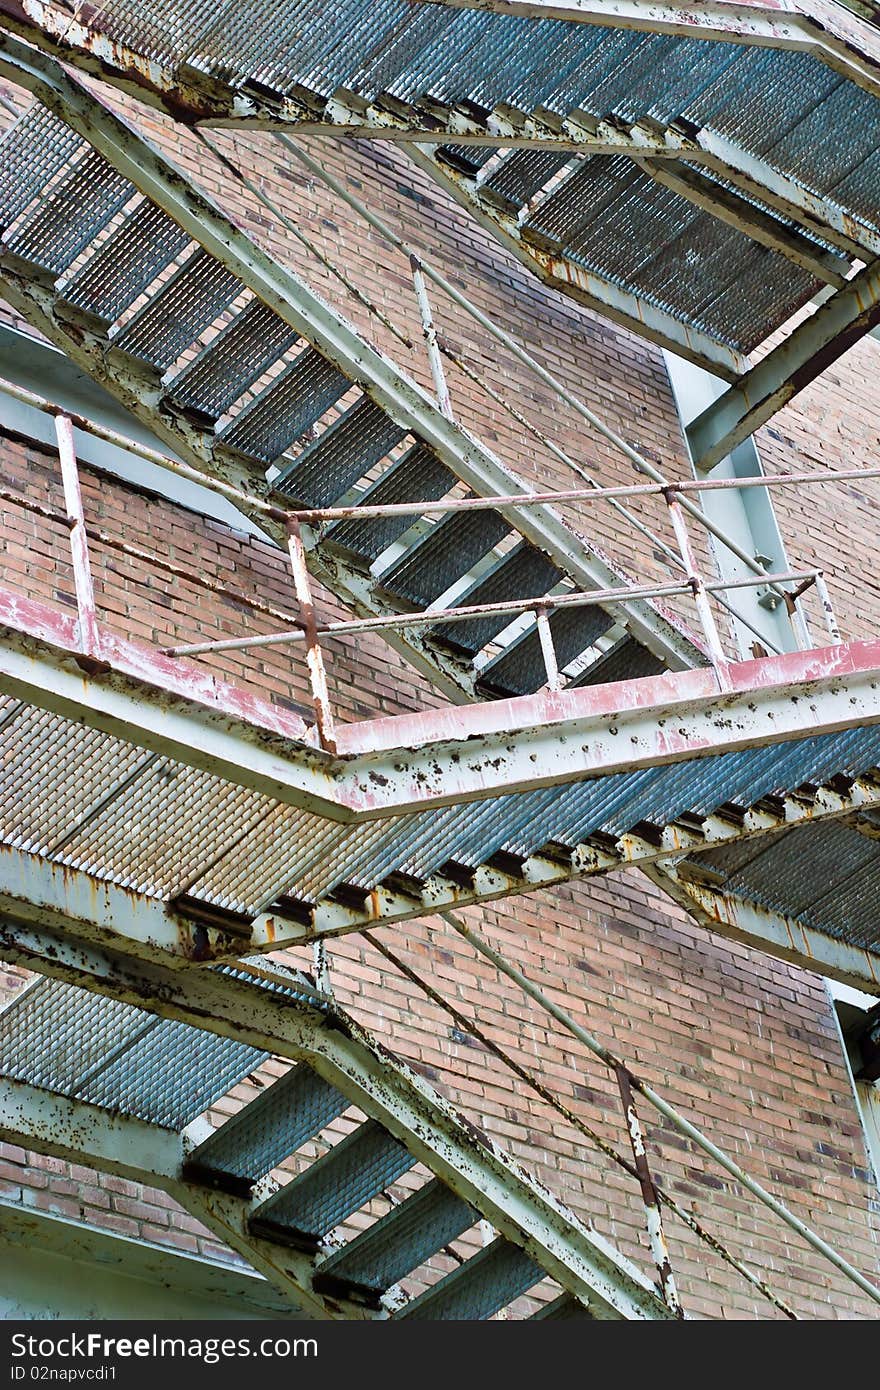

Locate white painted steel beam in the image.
[688,258,880,470]
[0,843,249,964]
[0,1075,183,1183]
[644,862,880,996]
[0,930,669,1320]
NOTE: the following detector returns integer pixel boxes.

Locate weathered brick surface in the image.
[0,80,879,1319]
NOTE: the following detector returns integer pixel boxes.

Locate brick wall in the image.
[1,79,880,1319]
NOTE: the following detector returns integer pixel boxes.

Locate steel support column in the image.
[688,259,880,470]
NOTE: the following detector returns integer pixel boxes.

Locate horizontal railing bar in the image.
[2,377,876,530]
[162,568,816,659]
[295,468,880,523]
[0,375,286,520]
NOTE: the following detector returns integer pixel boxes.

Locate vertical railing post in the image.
[534,607,563,691]
[55,413,101,659]
[663,485,729,687]
[787,599,812,652]
[814,571,842,644]
[312,939,333,997]
[614,1063,683,1318]
[410,253,454,420]
[286,518,337,753]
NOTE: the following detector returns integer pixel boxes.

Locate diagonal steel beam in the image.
[687,257,880,470]
[643,861,880,996]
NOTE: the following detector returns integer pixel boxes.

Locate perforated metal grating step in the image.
[111,250,241,368]
[0,979,264,1129]
[185,1062,349,1190]
[378,508,511,606]
[167,299,298,419]
[4,152,131,274]
[274,396,407,507]
[218,348,349,461]
[397,1237,545,1320]
[479,603,613,695]
[251,1119,416,1243]
[314,1178,475,1297]
[59,201,191,323]
[432,540,563,654]
[327,444,455,561]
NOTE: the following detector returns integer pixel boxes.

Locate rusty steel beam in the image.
[688,258,880,470]
[8,584,880,821]
[0,842,251,965]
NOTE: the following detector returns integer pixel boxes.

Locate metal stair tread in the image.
[58,200,191,325]
[111,248,241,369]
[396,1236,545,1320]
[432,540,564,655]
[376,507,511,607]
[217,347,349,462]
[184,1061,350,1193]
[273,395,407,507]
[326,443,455,562]
[314,1177,476,1298]
[478,602,613,696]
[250,1118,416,1244]
[3,151,132,275]
[166,298,299,421]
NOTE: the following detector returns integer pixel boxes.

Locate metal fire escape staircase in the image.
[1,37,880,1318]
[4,1,880,470]
[0,44,701,707]
[0,51,699,1320]
[0,971,669,1320]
